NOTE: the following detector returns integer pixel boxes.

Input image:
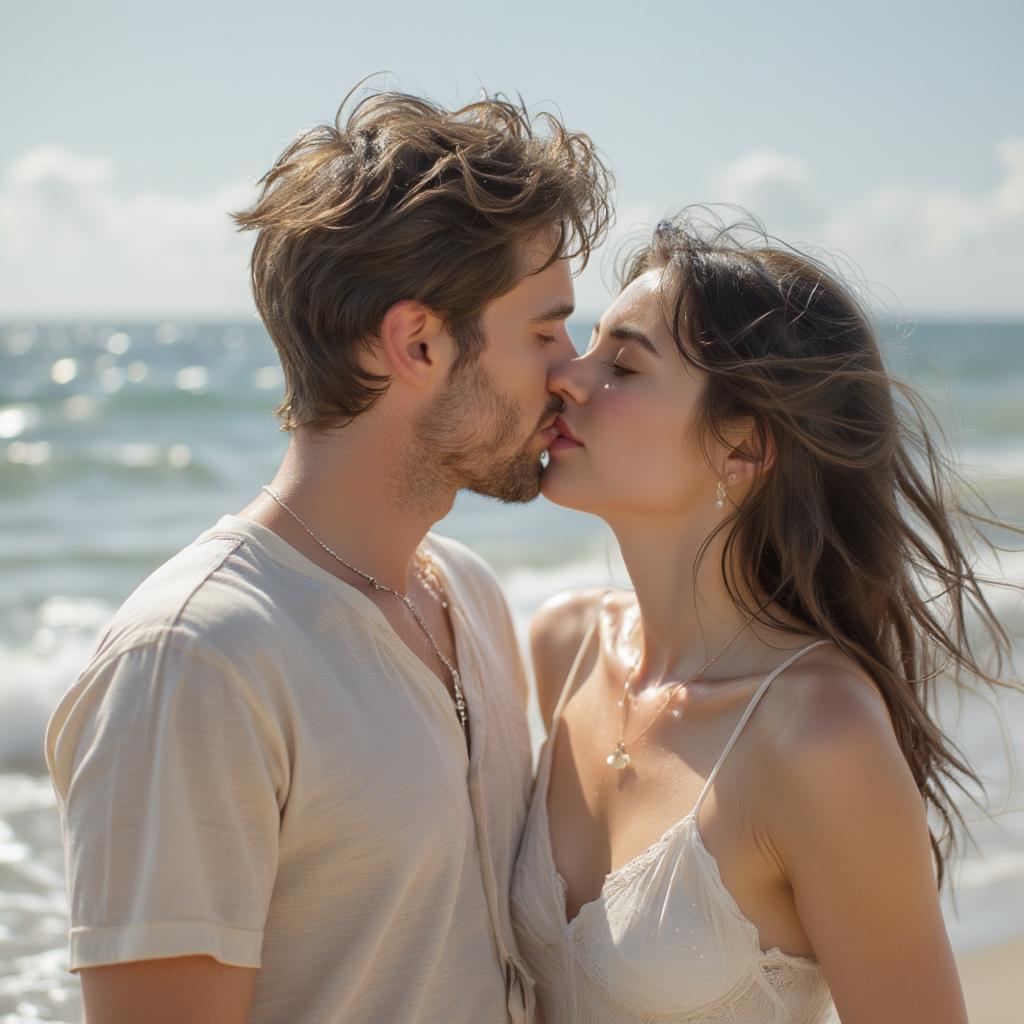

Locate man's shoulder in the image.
[92,522,291,666]
[425,533,506,607]
[426,533,529,703]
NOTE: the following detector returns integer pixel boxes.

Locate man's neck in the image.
[240,416,455,593]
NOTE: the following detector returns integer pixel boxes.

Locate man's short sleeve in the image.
[45,631,287,971]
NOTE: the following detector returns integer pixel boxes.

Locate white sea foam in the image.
[253,365,284,390]
[502,546,628,628]
[0,634,101,769]
[0,777,77,1021]
[0,775,58,815]
[959,443,1024,478]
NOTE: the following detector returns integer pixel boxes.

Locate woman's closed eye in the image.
[603,359,636,377]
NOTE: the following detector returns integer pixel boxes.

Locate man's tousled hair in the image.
[233,88,614,431]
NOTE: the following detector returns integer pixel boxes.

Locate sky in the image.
[2,0,1022,320]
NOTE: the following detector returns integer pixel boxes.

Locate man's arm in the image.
[47,635,284,1015]
[81,957,256,1024]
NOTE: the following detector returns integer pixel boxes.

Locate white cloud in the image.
[992,138,1024,219]
[0,145,257,316]
[2,141,1022,318]
[711,138,1024,316]
[712,149,822,234]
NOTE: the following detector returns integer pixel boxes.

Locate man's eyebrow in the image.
[529,303,575,324]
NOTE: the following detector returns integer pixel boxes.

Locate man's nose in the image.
[551,322,577,362]
[546,350,587,406]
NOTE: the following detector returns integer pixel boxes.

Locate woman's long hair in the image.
[621,208,1020,887]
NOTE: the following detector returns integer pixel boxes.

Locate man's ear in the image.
[375,301,451,388]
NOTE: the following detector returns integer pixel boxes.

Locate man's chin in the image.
[463,453,545,504]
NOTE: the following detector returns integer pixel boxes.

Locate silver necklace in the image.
[260,485,468,735]
[606,612,757,770]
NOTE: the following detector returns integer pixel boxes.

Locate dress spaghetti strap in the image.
[692,638,832,814]
[549,611,602,727]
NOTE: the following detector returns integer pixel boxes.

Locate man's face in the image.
[414,235,576,503]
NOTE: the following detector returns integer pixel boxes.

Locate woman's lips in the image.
[549,436,582,451]
[549,416,583,451]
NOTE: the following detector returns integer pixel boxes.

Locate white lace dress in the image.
[510,627,835,1023]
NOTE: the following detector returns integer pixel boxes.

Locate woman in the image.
[510,211,1015,1023]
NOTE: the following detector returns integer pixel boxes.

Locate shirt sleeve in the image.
[45,629,288,971]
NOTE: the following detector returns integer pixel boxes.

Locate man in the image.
[45,89,612,1023]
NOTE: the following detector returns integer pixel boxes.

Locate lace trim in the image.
[568,950,822,1024]
[557,813,819,971]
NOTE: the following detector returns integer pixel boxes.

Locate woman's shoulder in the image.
[744,644,952,1010]
[754,644,895,762]
[530,587,633,732]
[749,643,925,866]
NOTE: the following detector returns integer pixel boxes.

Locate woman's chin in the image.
[539,466,594,513]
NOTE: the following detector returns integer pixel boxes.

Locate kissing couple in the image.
[47,86,1005,1024]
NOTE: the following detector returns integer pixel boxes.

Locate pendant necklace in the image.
[606,611,758,770]
[261,485,468,736]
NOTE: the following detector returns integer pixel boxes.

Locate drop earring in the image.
[715,472,738,509]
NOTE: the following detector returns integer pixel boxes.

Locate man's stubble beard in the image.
[406,359,561,509]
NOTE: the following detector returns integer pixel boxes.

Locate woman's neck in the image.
[609,513,768,691]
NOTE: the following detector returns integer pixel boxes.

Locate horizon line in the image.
[3,310,1024,327]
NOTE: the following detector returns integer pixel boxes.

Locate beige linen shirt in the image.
[45,515,535,1023]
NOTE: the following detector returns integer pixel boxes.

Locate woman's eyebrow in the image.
[608,323,661,357]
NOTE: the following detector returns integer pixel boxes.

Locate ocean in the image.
[1,318,1022,1021]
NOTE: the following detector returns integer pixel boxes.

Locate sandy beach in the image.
[958,938,1024,1023]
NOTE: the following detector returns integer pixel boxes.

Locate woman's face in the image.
[542,270,722,521]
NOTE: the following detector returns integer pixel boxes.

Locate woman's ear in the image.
[723,421,775,486]
[374,301,451,388]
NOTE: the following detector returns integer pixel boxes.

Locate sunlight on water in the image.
[48,360,76,386]
[61,395,95,422]
[104,332,130,356]
[0,406,39,439]
[174,365,208,392]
